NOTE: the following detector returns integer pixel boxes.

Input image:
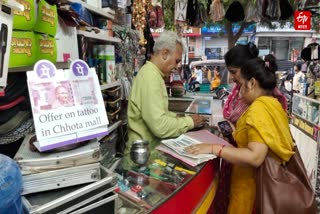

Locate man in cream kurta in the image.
[123,31,207,168]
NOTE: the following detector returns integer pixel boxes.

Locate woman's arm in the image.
[185,142,268,167]
[215,142,268,167]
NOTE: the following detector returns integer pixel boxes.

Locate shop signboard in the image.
[27,59,109,151]
[201,23,256,35]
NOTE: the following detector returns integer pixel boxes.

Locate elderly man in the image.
[124,31,207,167]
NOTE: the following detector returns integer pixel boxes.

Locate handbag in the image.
[256,146,318,214]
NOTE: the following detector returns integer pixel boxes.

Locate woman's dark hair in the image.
[241,58,277,91]
[264,54,278,71]
[224,42,259,67]
[215,66,220,72]
[295,63,302,71]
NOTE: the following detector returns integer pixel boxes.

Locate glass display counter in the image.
[114,150,220,213]
[169,96,223,126]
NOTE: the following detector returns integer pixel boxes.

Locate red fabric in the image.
[223,84,288,125]
[0,96,25,111]
[272,87,288,111]
[222,84,248,125]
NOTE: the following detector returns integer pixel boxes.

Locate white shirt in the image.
[195,69,203,84]
[292,71,305,91]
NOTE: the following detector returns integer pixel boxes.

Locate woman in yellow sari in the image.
[210,66,221,90]
[185,57,294,214]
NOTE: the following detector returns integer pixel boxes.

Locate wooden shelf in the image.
[67,0,114,19]
[77,30,121,43]
[100,80,121,90]
[8,62,69,72]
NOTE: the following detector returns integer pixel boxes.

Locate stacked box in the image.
[12,0,36,30]
[33,0,58,36]
[9,31,37,67]
[103,86,121,123]
[34,33,57,62]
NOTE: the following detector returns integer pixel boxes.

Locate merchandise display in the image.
[35,33,57,62]
[33,0,58,36]
[115,150,219,213]
[12,0,35,31]
[9,30,37,67]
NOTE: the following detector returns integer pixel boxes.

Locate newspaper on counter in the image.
[157,129,230,166]
[161,134,215,160]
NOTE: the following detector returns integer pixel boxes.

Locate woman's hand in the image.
[184,143,212,155]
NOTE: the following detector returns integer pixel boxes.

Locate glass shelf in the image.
[292,93,320,127]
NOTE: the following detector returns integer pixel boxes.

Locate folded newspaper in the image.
[158,134,216,166]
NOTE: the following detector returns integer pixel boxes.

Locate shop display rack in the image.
[67,0,114,19]
[77,30,121,43]
[8,62,70,72]
[290,93,320,190]
[291,93,320,141]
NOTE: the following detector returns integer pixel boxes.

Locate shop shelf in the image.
[8,62,69,72]
[292,93,320,127]
[67,0,114,19]
[100,81,121,90]
[77,30,121,43]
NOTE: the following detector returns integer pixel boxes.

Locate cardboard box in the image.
[12,0,35,30]
[9,30,37,68]
[0,6,13,88]
[33,0,58,36]
[35,33,57,62]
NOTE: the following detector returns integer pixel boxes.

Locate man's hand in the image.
[190,114,208,128]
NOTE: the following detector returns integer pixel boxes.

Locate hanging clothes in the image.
[245,0,263,22]
[209,0,225,23]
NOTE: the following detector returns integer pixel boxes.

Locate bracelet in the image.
[218,145,226,157]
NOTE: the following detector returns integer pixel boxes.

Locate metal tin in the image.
[130,140,150,166]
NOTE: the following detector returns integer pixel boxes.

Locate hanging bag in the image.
[255,146,318,214]
[210,0,225,23]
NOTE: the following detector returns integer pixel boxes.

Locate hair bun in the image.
[264,54,278,72]
[247,42,259,58]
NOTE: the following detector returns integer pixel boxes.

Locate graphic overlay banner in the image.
[294,11,311,30]
[27,59,109,151]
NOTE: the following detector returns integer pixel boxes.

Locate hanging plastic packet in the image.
[245,0,263,22]
[210,0,225,23]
